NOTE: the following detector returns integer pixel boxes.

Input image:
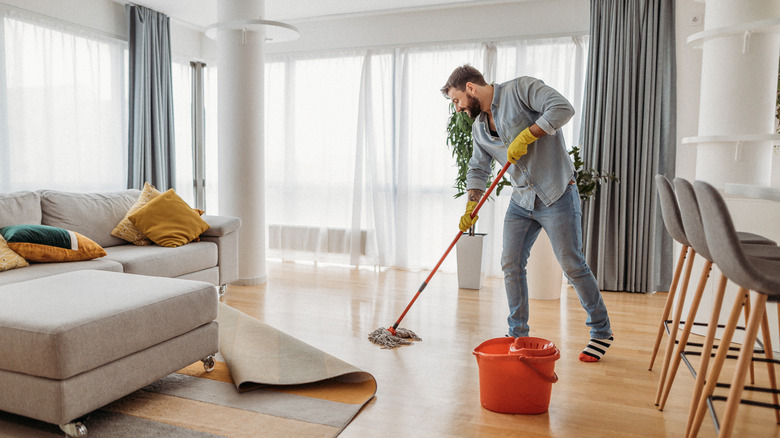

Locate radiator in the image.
[268,225,368,256]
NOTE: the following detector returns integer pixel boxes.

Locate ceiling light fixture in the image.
[205,19,299,43]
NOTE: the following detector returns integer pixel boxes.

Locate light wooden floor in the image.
[222,260,780,437]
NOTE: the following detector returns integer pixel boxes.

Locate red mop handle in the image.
[390,161,512,331]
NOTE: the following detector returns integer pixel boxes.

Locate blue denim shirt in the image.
[466,76,576,210]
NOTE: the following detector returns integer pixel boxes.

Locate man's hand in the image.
[459,201,479,232]
[507,127,540,164]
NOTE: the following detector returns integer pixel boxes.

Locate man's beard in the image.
[465,94,482,119]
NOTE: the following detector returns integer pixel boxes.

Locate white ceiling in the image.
[121,0,510,29]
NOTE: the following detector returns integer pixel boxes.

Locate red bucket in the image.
[473,337,560,414]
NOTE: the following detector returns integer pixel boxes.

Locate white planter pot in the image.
[527,229,563,300]
[456,233,486,290]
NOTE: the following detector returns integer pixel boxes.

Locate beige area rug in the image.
[0,303,376,438]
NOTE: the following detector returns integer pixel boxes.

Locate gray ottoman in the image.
[0,270,219,436]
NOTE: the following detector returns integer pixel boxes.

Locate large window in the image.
[264,54,367,262]
[0,10,127,192]
[262,37,589,273]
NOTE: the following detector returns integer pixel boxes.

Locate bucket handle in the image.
[518,356,558,383]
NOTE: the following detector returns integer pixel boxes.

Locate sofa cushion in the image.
[103,241,218,278]
[1,224,106,262]
[39,189,140,248]
[129,189,210,248]
[0,259,123,286]
[111,182,161,246]
[0,270,217,380]
[0,191,41,228]
[0,235,28,272]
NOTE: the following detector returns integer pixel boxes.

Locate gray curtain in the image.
[126,4,175,190]
[580,0,676,293]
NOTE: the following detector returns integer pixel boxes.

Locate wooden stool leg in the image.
[688,288,748,438]
[718,292,767,438]
[656,248,697,406]
[744,293,755,385]
[660,260,712,411]
[650,245,689,370]
[685,273,727,437]
[759,304,779,424]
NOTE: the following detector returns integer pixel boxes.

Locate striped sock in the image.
[579,336,613,362]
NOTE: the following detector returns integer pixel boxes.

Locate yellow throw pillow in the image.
[128,189,210,248]
[0,234,29,271]
[111,182,162,245]
[1,224,106,262]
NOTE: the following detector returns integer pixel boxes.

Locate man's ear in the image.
[465,82,477,95]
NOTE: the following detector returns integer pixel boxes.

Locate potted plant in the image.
[446,104,510,289]
[568,145,619,201]
[446,105,512,200]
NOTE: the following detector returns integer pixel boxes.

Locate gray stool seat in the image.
[742,257,780,301]
[743,244,780,261]
[0,270,218,430]
[737,231,776,246]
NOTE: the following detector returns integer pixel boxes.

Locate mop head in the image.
[368,327,422,349]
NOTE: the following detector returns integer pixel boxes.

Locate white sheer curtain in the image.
[204,66,219,213]
[474,36,591,276]
[263,46,485,268]
[256,36,588,275]
[354,51,395,266]
[264,53,368,264]
[0,9,127,193]
[495,36,589,148]
[394,44,484,272]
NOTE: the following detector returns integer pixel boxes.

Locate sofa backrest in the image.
[39,189,141,248]
[0,191,42,228]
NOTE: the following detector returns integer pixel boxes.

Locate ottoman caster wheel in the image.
[60,421,87,437]
[202,355,216,372]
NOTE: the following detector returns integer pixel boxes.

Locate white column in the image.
[694,0,780,188]
[217,0,267,285]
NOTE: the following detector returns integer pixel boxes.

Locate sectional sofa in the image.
[0,188,240,290]
[0,188,241,435]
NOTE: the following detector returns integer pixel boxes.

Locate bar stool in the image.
[651,175,775,408]
[690,180,779,438]
[659,178,780,415]
[652,175,698,405]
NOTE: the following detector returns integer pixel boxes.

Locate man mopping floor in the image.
[441,65,613,362]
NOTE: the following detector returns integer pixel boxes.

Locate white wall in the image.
[675,0,706,181]
[265,0,589,55]
[0,0,205,61]
[1,0,125,37]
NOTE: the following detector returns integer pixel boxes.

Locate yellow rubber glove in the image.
[507,127,540,164]
[459,201,479,232]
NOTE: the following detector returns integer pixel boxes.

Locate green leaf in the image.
[568,145,619,201]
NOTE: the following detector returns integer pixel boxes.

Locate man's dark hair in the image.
[441,64,487,98]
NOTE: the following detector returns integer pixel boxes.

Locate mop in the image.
[369,162,513,348]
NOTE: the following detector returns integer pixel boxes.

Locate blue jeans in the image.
[502,184,611,339]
